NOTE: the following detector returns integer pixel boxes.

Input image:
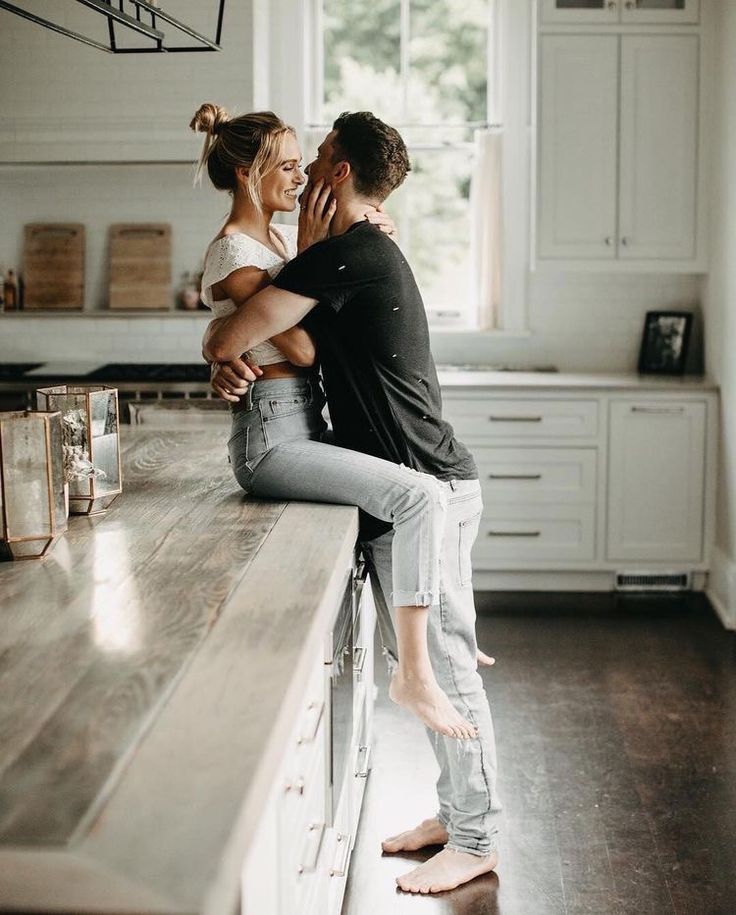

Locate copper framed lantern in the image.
[0,411,67,560]
[36,386,122,515]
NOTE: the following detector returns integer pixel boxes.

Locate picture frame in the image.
[637,310,693,375]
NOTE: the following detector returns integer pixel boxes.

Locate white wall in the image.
[0,0,704,374]
[703,0,736,627]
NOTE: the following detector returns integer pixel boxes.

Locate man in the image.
[203,111,501,894]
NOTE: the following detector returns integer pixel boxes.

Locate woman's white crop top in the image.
[200,224,298,367]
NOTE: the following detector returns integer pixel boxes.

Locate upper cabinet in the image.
[618,35,699,260]
[535,4,705,271]
[540,0,700,26]
[538,36,620,260]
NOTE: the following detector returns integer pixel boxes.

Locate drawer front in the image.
[280,738,327,915]
[444,399,599,441]
[474,447,597,503]
[473,504,596,564]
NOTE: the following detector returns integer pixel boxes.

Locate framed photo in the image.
[638,311,693,375]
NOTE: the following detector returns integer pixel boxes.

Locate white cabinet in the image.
[537,33,699,264]
[441,380,717,589]
[538,35,619,259]
[241,566,376,915]
[535,2,704,271]
[619,36,699,260]
[607,400,706,561]
[541,0,699,25]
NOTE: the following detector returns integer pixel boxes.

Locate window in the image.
[304,0,501,330]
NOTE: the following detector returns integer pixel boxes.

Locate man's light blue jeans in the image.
[362,479,503,857]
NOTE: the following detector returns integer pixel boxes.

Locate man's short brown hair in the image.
[331,111,411,201]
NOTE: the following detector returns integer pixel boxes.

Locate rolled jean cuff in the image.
[446,841,497,858]
[391,589,436,608]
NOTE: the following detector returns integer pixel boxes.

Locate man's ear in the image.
[332,160,351,186]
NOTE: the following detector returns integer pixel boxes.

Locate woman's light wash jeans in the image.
[227,375,447,606]
[362,480,503,857]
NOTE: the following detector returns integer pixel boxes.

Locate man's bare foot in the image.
[477,648,495,667]
[389,671,478,739]
[396,847,498,894]
[381,817,449,854]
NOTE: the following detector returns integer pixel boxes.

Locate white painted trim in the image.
[474,570,709,592]
[706,545,736,629]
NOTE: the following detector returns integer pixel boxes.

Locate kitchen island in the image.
[0,430,364,914]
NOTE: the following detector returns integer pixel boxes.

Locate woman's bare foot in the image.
[389,671,478,739]
[477,648,495,667]
[381,817,449,854]
[396,847,498,894]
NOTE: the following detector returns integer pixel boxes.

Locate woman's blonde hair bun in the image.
[190,102,230,137]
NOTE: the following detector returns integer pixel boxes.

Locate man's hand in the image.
[297,178,337,252]
[210,358,262,403]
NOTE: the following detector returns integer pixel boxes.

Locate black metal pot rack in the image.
[0,0,226,53]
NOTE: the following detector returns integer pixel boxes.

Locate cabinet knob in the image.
[607,1,617,9]
[625,0,635,8]
[621,236,630,246]
[605,236,614,246]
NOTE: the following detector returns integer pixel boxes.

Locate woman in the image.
[192,103,487,739]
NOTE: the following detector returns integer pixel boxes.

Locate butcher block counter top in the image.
[0,430,358,914]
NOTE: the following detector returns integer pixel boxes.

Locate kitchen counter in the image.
[438,370,718,391]
[0,362,718,392]
[0,430,358,914]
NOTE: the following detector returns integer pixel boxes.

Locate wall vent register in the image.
[615,572,692,592]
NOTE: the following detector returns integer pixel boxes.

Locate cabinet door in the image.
[540,0,621,24]
[620,0,699,25]
[607,401,706,562]
[538,36,619,259]
[618,36,699,260]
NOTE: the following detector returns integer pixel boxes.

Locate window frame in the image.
[252,0,530,336]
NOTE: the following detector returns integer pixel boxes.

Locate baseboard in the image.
[474,570,708,593]
[706,545,736,630]
[473,571,615,591]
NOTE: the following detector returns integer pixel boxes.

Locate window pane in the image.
[408,0,489,125]
[386,148,474,313]
[322,0,402,124]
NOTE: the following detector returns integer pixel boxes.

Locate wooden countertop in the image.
[0,430,358,914]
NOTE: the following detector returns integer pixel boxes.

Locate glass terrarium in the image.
[0,410,67,560]
[36,385,122,515]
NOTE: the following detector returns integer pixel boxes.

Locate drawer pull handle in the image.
[488,473,542,481]
[489,415,542,423]
[284,777,305,795]
[353,646,367,680]
[631,406,685,414]
[329,831,352,877]
[488,530,542,538]
[297,701,324,745]
[355,744,371,778]
[297,822,325,875]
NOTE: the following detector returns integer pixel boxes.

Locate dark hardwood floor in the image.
[343,592,736,915]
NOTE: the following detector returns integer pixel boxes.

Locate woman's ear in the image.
[235,165,249,186]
